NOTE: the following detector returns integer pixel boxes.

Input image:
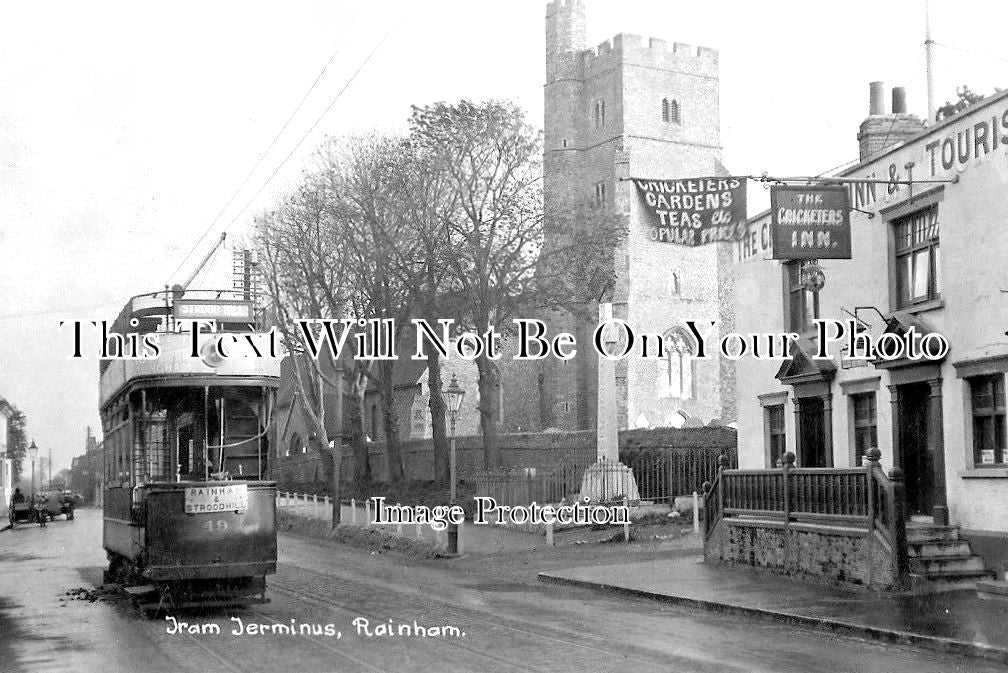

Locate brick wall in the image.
[272,425,736,489]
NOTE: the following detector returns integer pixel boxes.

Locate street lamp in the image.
[444,374,465,503]
[443,374,465,555]
[28,441,38,507]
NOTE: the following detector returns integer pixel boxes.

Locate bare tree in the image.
[408,100,625,469]
[255,175,348,526]
[314,135,428,483]
[397,142,466,483]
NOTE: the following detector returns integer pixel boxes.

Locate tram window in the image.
[178,426,193,475]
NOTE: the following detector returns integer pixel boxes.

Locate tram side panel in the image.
[142,482,277,581]
[103,487,144,562]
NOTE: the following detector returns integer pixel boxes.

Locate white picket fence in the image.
[274,492,456,550]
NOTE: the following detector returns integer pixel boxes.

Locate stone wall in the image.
[704,519,899,590]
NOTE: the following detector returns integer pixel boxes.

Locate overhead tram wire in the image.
[0,302,122,320]
[933,41,1008,64]
[164,14,365,286]
[213,28,395,238]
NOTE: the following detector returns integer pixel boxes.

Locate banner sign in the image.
[185,483,249,514]
[634,177,747,246]
[770,185,852,259]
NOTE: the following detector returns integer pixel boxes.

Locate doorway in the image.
[798,397,829,467]
[898,382,934,517]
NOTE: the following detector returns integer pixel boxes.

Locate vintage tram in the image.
[99,288,280,610]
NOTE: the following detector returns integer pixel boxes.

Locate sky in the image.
[1,0,1005,472]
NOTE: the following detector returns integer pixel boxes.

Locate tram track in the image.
[267,581,544,672]
[177,630,248,673]
[240,603,387,673]
[268,568,683,672]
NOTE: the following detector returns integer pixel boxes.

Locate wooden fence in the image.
[703,448,908,589]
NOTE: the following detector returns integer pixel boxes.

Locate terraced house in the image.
[719,84,1008,591]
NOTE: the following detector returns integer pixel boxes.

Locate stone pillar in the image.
[792,398,803,466]
[821,393,834,468]
[596,302,619,462]
[927,378,949,526]
[887,384,901,468]
[579,302,639,503]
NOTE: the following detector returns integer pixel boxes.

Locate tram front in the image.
[99,289,281,609]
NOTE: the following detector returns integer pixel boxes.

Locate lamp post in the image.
[443,374,465,554]
[28,441,38,508]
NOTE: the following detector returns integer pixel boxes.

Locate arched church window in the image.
[659,329,694,399]
[663,98,681,124]
[287,432,301,458]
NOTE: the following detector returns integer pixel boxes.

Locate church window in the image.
[663,98,681,124]
[669,271,681,296]
[660,329,694,399]
[594,181,607,207]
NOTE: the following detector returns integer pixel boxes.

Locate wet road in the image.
[0,508,1001,672]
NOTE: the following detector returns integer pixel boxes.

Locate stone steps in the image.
[906,523,992,588]
[908,540,972,558]
[906,524,959,544]
[909,555,988,577]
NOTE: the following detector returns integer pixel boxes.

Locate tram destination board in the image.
[174,299,254,322]
[184,483,249,513]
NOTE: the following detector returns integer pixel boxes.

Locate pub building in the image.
[734,83,1008,580]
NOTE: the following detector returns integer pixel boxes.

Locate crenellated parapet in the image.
[580,33,719,78]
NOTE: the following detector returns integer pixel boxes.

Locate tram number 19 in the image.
[203,519,229,533]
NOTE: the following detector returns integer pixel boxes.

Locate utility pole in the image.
[925,0,936,124]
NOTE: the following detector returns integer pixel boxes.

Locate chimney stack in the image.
[857,82,925,161]
[892,87,907,114]
[869,81,886,115]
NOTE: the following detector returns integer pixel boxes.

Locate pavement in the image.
[539,555,1008,665]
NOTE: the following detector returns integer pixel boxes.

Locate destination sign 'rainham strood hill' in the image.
[634,177,748,246]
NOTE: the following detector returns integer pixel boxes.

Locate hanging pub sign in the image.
[770,185,852,259]
[633,177,747,246]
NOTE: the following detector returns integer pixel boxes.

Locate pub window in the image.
[594,100,605,129]
[765,404,786,467]
[594,180,607,207]
[970,374,1006,466]
[851,392,877,465]
[784,260,819,333]
[894,205,941,307]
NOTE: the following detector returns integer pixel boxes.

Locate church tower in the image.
[541,0,736,431]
